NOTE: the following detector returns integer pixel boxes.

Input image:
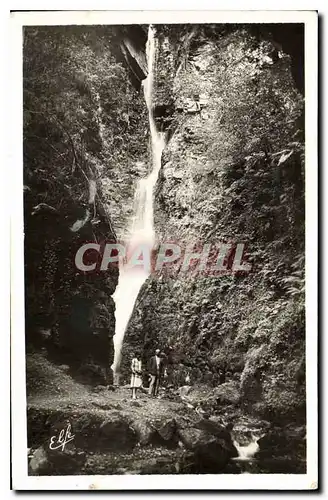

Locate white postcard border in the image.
[10,9,318,491]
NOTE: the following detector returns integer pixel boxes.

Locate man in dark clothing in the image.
[148,349,164,397]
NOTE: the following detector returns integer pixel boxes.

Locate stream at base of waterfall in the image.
[112,25,165,378]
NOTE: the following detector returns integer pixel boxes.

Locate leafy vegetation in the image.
[124,25,305,420]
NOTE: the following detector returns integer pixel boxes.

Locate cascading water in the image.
[233,435,260,461]
[112,25,166,378]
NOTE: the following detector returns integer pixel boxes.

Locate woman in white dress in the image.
[130,352,143,399]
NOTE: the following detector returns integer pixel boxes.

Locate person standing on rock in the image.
[148,349,164,397]
[130,352,143,400]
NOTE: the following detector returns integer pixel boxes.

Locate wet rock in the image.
[257,426,306,460]
[197,418,229,436]
[177,427,233,471]
[257,430,289,455]
[118,26,148,89]
[285,424,306,439]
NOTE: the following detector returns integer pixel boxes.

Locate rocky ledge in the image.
[27,384,237,476]
[27,354,306,475]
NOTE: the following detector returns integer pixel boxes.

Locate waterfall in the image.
[112,25,166,378]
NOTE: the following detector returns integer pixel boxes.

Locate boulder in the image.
[257,426,306,460]
[214,381,241,405]
[177,424,236,471]
[130,419,157,446]
[47,445,86,475]
[178,419,238,472]
[100,413,136,450]
[151,417,177,443]
[29,446,48,474]
[175,415,194,430]
[178,385,192,398]
[197,418,233,440]
[178,427,207,450]
[29,444,87,475]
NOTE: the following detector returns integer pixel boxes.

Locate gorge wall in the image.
[122,24,305,421]
[24,26,149,385]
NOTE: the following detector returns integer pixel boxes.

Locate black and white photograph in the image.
[10,9,318,490]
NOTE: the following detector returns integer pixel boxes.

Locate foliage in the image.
[24,26,148,201]
[125,26,305,420]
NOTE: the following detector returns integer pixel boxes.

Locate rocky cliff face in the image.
[24,24,305,421]
[24,26,149,384]
[123,24,305,421]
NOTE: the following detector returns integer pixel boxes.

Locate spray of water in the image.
[233,434,260,461]
[112,25,165,377]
